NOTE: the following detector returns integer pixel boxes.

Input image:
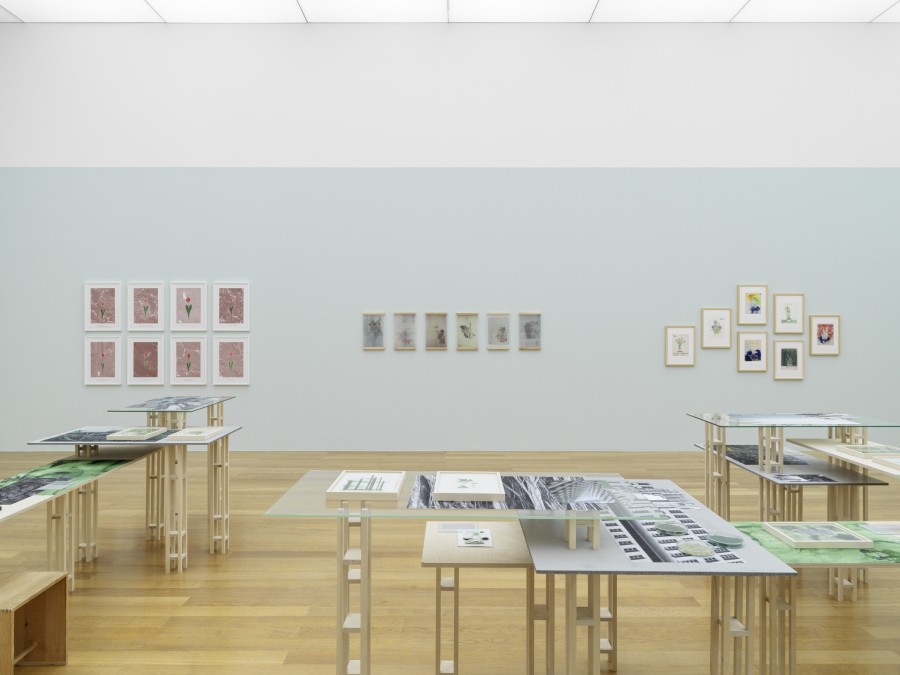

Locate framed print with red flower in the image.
[84,282,121,331]
[213,282,250,331]
[213,337,250,385]
[170,282,207,331]
[84,336,121,385]
[170,336,207,385]
[127,336,164,385]
[128,282,164,331]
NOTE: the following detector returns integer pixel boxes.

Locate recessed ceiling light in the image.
[299,0,448,23]
[591,0,750,23]
[1,0,162,22]
[450,0,597,23]
[148,0,306,23]
[733,0,897,22]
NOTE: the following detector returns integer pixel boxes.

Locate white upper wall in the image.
[1,23,899,167]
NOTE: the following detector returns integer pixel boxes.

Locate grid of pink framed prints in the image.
[83,282,250,386]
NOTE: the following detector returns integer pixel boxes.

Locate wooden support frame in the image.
[565,512,601,550]
[337,502,371,675]
[434,567,459,674]
[46,494,75,592]
[0,572,68,675]
[758,575,796,675]
[528,571,555,675]
[162,444,188,573]
[75,480,99,563]
[710,575,757,675]
[563,574,616,675]
[705,423,730,518]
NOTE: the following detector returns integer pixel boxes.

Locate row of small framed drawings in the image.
[362,312,542,351]
[84,336,250,386]
[698,309,841,355]
[85,282,250,331]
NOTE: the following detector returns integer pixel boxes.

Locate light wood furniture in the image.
[0,571,67,675]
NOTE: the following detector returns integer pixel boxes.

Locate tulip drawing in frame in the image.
[213,282,250,331]
[85,282,122,331]
[128,282,164,331]
[128,336,164,385]
[213,337,250,385]
[85,336,121,385]
[170,282,207,331]
[170,336,207,385]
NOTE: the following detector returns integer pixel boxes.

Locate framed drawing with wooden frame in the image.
[737,284,767,325]
[773,340,804,380]
[809,315,840,356]
[737,331,768,372]
[772,293,804,334]
[665,325,695,366]
[700,308,731,349]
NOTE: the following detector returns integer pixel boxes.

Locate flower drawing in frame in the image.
[170,336,207,385]
[363,313,385,350]
[737,331,768,372]
[84,282,121,331]
[736,284,767,326]
[773,293,804,335]
[394,313,416,351]
[487,313,511,351]
[213,282,250,331]
[84,336,121,385]
[774,340,804,381]
[213,336,250,385]
[809,315,840,356]
[665,325,695,366]
[127,282,164,331]
[456,313,478,351]
[425,313,448,351]
[127,336,164,385]
[170,282,207,331]
[701,308,731,349]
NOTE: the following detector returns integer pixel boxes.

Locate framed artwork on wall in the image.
[773,293,804,334]
[809,315,840,356]
[737,331,768,372]
[773,340,804,380]
[213,336,250,385]
[127,282,164,331]
[170,282,207,331]
[736,284,768,325]
[665,325,696,366]
[84,336,121,385]
[518,312,542,350]
[700,308,731,349]
[127,336,163,385]
[487,313,511,350]
[213,282,250,331]
[456,313,478,351]
[393,312,416,350]
[425,313,448,350]
[170,336,207,385]
[362,312,385,350]
[84,282,121,331]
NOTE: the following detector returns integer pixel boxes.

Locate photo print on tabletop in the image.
[362,312,385,350]
[700,308,731,349]
[809,315,840,356]
[127,336,163,385]
[519,312,542,350]
[773,293,804,334]
[170,282,207,331]
[394,312,416,350]
[774,340,804,381]
[170,336,207,385]
[213,282,250,331]
[84,336,121,385]
[127,282,163,331]
[665,325,695,366]
[456,312,478,351]
[737,331,768,372]
[487,313,511,350]
[737,284,767,325]
[214,337,250,385]
[425,313,448,350]
[84,282,121,331]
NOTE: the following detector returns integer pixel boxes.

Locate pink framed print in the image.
[127,282,164,331]
[213,282,250,331]
[127,336,164,385]
[170,282,207,331]
[84,282,121,331]
[170,336,207,385]
[84,336,121,385]
[213,337,250,385]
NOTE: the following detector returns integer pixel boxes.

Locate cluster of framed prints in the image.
[83,281,251,386]
[362,312,542,351]
[665,284,841,380]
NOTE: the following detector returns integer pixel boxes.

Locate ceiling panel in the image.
[299,0,447,22]
[148,0,306,23]
[873,1,900,21]
[591,0,749,23]
[450,0,597,23]
[734,0,897,22]
[1,0,162,22]
[0,4,22,21]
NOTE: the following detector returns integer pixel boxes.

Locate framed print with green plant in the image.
[127,282,164,331]
[425,312,448,350]
[84,336,121,385]
[665,325,695,366]
[773,340,804,380]
[773,293,804,334]
[700,308,731,349]
[170,336,207,385]
[213,336,250,385]
[809,315,840,356]
[213,282,250,331]
[737,331,768,372]
[170,282,207,331]
[127,336,164,385]
[85,282,121,331]
[737,284,767,325]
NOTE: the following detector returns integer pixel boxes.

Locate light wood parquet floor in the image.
[0,450,897,674]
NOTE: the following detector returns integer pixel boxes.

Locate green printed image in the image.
[735,522,900,565]
[0,459,128,505]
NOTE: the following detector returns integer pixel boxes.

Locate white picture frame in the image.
[84,336,121,385]
[737,331,768,372]
[170,336,207,386]
[737,284,768,325]
[487,313,511,350]
[700,308,731,349]
[170,281,208,332]
[762,522,873,549]
[127,336,164,385]
[665,325,695,367]
[213,336,250,385]
[773,340,804,381]
[809,315,840,356]
[84,282,121,331]
[212,282,250,331]
[772,293,804,334]
[433,471,506,502]
[326,470,407,501]
[127,282,164,331]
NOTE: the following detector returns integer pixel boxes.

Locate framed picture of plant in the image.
[84,282,121,331]
[394,312,416,350]
[700,308,731,349]
[212,282,250,331]
[772,293,804,334]
[362,312,385,350]
[737,331,768,372]
[127,336,164,385]
[425,313,448,350]
[737,284,767,325]
[518,312,542,350]
[213,336,250,385]
[487,313,511,350]
[665,325,695,366]
[127,282,164,331]
[456,313,478,351]
[170,282,207,332]
[170,336,207,385]
[809,315,840,356]
[84,336,121,385]
[773,340,804,380]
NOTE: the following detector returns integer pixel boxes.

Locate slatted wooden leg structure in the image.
[758,575,796,675]
[0,571,68,675]
[74,480,99,563]
[46,493,76,592]
[760,481,803,522]
[825,425,869,594]
[337,503,371,675]
[145,411,188,541]
[207,435,230,554]
[528,571,555,675]
[706,423,730,518]
[757,427,785,474]
[434,567,459,674]
[710,575,756,675]
[162,443,188,573]
[563,574,616,675]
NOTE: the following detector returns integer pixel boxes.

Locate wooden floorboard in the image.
[0,450,897,674]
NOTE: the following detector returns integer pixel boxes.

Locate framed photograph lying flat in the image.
[326,471,407,501]
[433,471,506,502]
[762,522,873,549]
[106,427,168,441]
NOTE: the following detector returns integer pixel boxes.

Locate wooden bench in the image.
[0,572,67,675]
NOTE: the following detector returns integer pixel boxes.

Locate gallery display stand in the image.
[337,502,371,675]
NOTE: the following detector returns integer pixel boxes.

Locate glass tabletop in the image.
[687,412,900,428]
[30,425,241,446]
[108,395,235,413]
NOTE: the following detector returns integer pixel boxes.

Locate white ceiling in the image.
[0,0,899,22]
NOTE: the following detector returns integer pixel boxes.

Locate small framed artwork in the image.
[425,313,448,350]
[213,282,250,331]
[773,293,804,334]
[213,336,250,385]
[326,470,406,502]
[487,313,511,350]
[394,312,416,350]
[170,336,207,385]
[700,308,731,349]
[737,331,768,372]
[809,315,840,356]
[519,312,542,350]
[433,471,506,502]
[664,325,696,366]
[762,522,873,549]
[127,282,164,331]
[737,284,767,325]
[170,282,207,331]
[84,336,121,385]
[84,282,121,331]
[127,336,164,385]
[362,312,385,350]
[773,340,804,380]
[456,313,478,351]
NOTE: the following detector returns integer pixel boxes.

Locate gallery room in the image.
[0,3,899,674]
